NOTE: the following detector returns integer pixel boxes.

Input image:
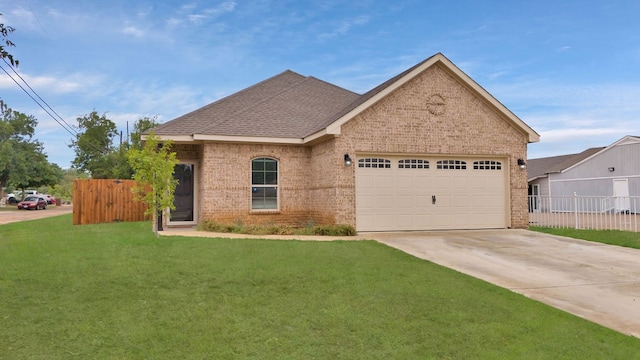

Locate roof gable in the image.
[562,135,640,173]
[322,53,539,143]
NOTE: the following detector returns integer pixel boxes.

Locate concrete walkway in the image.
[159,227,640,338]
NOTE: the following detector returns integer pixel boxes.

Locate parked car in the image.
[5,193,19,204]
[17,195,47,210]
[41,194,56,204]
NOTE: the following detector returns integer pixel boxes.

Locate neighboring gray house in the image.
[528,135,640,213]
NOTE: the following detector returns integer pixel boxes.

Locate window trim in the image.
[251,157,280,211]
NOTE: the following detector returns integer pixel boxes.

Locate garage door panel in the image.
[356,156,506,231]
[358,194,376,208]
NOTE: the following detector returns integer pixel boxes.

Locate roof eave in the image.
[141,134,196,143]
[193,134,304,144]
[527,174,548,182]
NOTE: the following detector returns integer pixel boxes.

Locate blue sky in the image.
[1,0,639,168]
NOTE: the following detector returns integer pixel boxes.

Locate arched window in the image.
[251,157,278,210]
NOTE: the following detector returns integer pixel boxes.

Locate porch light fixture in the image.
[344,154,353,167]
[517,158,527,170]
[608,167,615,172]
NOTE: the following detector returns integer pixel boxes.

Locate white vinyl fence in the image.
[528,194,640,232]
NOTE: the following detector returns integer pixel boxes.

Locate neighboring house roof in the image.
[527,147,604,181]
[527,135,640,182]
[149,53,540,144]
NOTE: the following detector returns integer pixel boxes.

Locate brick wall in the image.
[197,143,315,226]
[333,64,529,228]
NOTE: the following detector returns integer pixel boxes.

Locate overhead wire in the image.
[1,58,77,135]
[0,60,123,162]
[0,60,77,138]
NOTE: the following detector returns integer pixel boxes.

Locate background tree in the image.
[130,116,160,149]
[0,104,36,189]
[47,168,87,203]
[9,141,60,194]
[68,113,160,179]
[0,104,58,198]
[69,111,117,178]
[0,13,18,67]
[127,133,178,237]
[109,116,161,179]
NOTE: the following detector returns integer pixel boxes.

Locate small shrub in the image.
[198,220,242,233]
[198,221,356,237]
[294,224,356,236]
[300,219,316,229]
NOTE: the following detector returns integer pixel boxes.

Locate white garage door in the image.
[355,156,507,231]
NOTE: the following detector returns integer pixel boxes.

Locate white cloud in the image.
[167,1,236,27]
[204,1,237,16]
[4,6,38,29]
[0,70,88,93]
[319,15,371,39]
[122,26,145,38]
[539,127,629,143]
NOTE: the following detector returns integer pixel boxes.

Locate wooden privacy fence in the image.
[73,179,148,225]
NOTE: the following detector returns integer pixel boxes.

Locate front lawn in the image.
[1,215,638,359]
[531,226,640,249]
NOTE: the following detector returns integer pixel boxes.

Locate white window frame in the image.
[251,157,280,211]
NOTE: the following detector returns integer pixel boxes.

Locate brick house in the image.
[148,53,539,232]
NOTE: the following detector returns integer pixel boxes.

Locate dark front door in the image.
[171,164,194,222]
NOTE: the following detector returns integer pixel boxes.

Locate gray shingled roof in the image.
[151,53,539,142]
[527,147,605,181]
[152,70,360,138]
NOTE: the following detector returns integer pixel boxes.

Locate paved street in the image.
[0,205,73,225]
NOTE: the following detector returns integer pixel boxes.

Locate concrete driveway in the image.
[368,229,640,338]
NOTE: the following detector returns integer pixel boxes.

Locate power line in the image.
[0,60,125,165]
[2,58,77,133]
[24,0,49,38]
[0,60,77,138]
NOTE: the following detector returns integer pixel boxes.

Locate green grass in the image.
[531,226,640,249]
[1,216,639,359]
